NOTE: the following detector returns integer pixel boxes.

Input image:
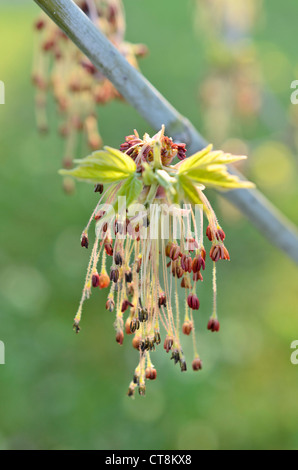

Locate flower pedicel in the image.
[60,126,254,396]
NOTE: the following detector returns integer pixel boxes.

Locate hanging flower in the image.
[60,126,254,396]
[32,0,147,193]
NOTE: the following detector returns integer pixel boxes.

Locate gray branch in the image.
[33,0,298,264]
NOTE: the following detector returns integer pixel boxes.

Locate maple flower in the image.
[60,126,254,396]
[32,0,147,193]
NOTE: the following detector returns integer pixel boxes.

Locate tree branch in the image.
[33,0,298,264]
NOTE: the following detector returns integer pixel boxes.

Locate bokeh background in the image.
[0,0,298,450]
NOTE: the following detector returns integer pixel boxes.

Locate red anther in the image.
[206,225,214,241]
[158,293,167,308]
[210,244,230,262]
[210,245,220,262]
[98,272,110,289]
[192,358,203,371]
[94,184,104,194]
[110,267,119,283]
[176,266,184,279]
[91,273,100,288]
[169,243,181,261]
[174,143,187,161]
[201,247,207,261]
[164,337,173,353]
[35,19,45,30]
[182,322,193,336]
[181,254,192,273]
[81,234,89,249]
[192,254,205,273]
[193,271,203,282]
[104,242,113,257]
[145,368,157,380]
[216,228,226,242]
[187,293,200,310]
[120,142,130,152]
[207,318,220,332]
[121,300,134,313]
[172,263,183,279]
[116,331,124,345]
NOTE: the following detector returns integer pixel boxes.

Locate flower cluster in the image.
[195,0,263,144]
[60,127,254,396]
[32,0,147,192]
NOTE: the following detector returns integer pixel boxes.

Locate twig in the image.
[33,0,298,264]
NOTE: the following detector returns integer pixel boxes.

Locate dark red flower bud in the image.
[121,300,134,313]
[81,234,89,249]
[206,225,214,241]
[192,254,206,273]
[192,358,203,371]
[164,337,174,353]
[145,368,157,380]
[207,318,220,332]
[181,254,192,273]
[158,293,167,308]
[210,245,230,262]
[110,267,119,283]
[174,265,184,279]
[169,243,181,261]
[104,242,113,257]
[115,253,123,266]
[216,228,226,241]
[94,184,104,194]
[210,245,221,262]
[187,293,200,310]
[92,273,100,288]
[176,143,187,161]
[125,270,132,283]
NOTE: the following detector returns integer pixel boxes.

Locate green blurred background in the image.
[0,0,298,450]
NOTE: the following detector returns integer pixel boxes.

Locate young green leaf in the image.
[59,147,136,184]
